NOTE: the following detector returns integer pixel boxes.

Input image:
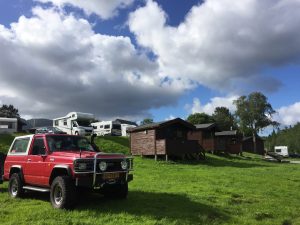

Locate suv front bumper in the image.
[75,172,133,188]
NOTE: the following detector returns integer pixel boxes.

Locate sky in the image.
[0,0,300,130]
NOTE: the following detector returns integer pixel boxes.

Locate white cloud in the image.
[276,102,300,126]
[0,7,182,120]
[165,114,175,121]
[187,96,239,115]
[129,0,300,92]
[36,0,134,19]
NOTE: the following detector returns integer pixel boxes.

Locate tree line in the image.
[265,124,300,153]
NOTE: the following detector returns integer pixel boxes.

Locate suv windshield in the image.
[112,124,121,130]
[46,135,95,152]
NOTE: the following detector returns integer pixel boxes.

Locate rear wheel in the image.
[50,176,77,209]
[8,173,24,198]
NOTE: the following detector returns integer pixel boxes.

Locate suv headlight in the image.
[99,161,107,171]
[78,163,87,170]
[121,160,128,170]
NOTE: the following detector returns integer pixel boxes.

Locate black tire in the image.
[8,173,24,198]
[103,182,128,199]
[50,176,77,209]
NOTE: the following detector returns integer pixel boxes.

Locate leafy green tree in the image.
[140,118,154,125]
[187,113,214,125]
[0,104,20,118]
[212,107,236,131]
[234,92,278,153]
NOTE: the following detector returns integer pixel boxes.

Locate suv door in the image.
[23,137,49,186]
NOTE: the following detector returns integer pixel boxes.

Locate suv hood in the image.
[50,151,125,159]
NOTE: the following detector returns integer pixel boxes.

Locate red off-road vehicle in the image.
[0,134,133,209]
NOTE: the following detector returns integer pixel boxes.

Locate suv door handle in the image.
[27,159,31,162]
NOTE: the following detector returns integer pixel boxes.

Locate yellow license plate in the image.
[103,173,119,180]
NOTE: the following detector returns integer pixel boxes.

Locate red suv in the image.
[1,134,133,209]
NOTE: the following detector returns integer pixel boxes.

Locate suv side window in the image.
[32,138,46,155]
[10,138,30,154]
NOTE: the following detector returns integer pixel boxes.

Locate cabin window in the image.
[10,138,30,154]
[104,125,110,129]
[64,120,67,126]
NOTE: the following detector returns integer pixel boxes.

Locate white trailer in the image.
[53,112,94,136]
[91,121,122,136]
[274,146,289,157]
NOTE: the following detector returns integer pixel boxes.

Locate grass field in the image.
[0,134,300,225]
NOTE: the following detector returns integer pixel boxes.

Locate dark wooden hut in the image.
[215,130,242,154]
[187,123,219,152]
[129,118,203,160]
[242,136,265,155]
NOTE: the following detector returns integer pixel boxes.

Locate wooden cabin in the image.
[129,118,203,160]
[215,130,242,154]
[242,136,265,155]
[187,123,219,152]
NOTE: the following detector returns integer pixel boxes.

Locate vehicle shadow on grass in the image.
[169,156,268,168]
[77,191,230,224]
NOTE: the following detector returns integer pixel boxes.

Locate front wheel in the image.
[8,173,24,198]
[50,176,77,209]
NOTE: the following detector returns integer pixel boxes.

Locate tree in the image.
[0,104,20,118]
[233,92,278,153]
[140,118,154,125]
[212,107,236,131]
[187,113,214,125]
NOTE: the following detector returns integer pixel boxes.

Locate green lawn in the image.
[0,134,300,225]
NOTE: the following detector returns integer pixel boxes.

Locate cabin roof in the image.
[195,123,216,130]
[128,118,195,132]
[215,130,238,136]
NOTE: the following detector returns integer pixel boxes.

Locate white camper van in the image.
[274,146,289,157]
[53,112,94,136]
[121,124,136,136]
[91,121,122,136]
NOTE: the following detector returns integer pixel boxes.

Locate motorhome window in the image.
[46,135,95,152]
[104,125,110,129]
[112,124,121,130]
[10,138,30,154]
[72,121,77,127]
[77,120,91,127]
[54,120,58,126]
[63,120,67,126]
[275,149,281,153]
[100,125,103,128]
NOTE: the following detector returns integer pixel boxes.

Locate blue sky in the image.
[0,0,300,129]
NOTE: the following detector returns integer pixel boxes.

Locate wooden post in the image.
[154,129,157,161]
[165,154,168,161]
[155,154,157,161]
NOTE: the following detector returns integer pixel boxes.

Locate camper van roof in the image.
[53,112,94,120]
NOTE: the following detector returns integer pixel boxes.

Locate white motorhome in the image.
[91,121,122,136]
[53,112,94,136]
[274,146,289,157]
